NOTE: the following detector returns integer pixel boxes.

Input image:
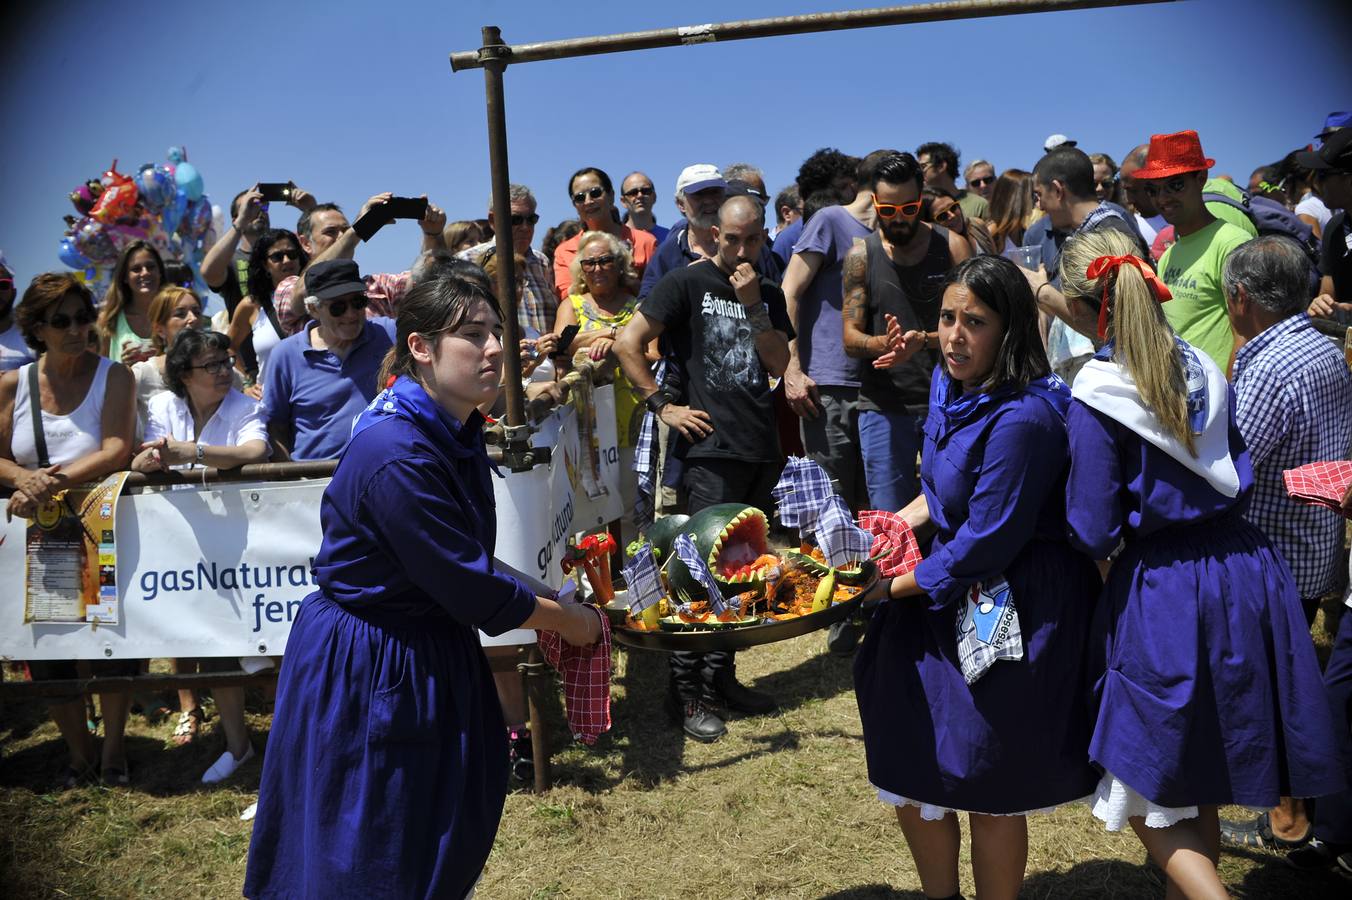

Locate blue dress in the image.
[244,378,537,899]
[854,369,1101,814]
[1066,390,1345,809]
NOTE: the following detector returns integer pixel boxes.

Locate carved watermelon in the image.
[665,504,772,599]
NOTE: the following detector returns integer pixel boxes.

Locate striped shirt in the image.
[1233,313,1352,599]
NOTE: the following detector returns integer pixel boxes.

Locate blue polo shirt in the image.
[263,317,397,460]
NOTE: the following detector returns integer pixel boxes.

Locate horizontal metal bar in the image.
[0,669,278,699]
[450,0,1171,70]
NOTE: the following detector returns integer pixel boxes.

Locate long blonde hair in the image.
[1061,229,1195,456]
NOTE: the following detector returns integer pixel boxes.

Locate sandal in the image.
[1220,812,1311,851]
[171,707,205,746]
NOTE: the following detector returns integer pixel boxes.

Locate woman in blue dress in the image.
[854,255,1101,900]
[1059,229,1344,899]
[244,268,602,899]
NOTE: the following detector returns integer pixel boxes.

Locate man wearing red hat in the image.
[1134,130,1251,371]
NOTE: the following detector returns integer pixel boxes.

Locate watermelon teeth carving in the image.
[659,504,772,600]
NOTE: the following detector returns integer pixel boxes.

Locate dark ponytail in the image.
[376,265,501,390]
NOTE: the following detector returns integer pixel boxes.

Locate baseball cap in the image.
[1316,111,1352,141]
[306,259,367,301]
[1044,134,1077,152]
[1295,128,1352,172]
[675,164,726,195]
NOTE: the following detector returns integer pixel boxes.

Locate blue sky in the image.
[2,0,1348,300]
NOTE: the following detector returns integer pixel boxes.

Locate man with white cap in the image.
[1044,133,1077,153]
[639,164,782,299]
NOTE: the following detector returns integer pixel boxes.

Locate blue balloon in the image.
[174,162,204,201]
[58,235,91,269]
[136,163,176,213]
[162,190,188,235]
[181,195,213,239]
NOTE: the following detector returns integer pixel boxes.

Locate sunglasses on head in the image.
[969,176,995,188]
[510,213,540,227]
[267,248,300,263]
[580,254,617,270]
[571,185,607,205]
[326,296,369,317]
[189,356,236,376]
[47,310,95,330]
[622,186,655,199]
[873,197,923,220]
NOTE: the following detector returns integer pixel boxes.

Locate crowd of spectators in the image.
[3,119,1352,869]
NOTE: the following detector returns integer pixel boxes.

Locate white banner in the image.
[0,388,623,660]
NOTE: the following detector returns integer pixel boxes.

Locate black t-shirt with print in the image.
[640,260,793,463]
[1321,210,1352,301]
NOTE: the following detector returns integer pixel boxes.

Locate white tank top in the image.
[252,306,284,381]
[10,357,113,467]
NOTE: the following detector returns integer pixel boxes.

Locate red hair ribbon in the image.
[1085,254,1173,339]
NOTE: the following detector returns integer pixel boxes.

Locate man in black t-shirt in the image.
[617,195,792,742]
[1301,131,1352,318]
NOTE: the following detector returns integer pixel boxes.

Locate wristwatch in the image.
[644,389,674,414]
[195,443,206,464]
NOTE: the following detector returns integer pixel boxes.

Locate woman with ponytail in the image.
[1060,229,1343,898]
[244,268,602,900]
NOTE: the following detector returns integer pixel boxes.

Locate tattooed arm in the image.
[841,241,885,358]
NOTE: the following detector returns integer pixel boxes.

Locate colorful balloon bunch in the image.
[58,146,218,298]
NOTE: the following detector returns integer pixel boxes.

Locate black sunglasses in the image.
[622,186,655,198]
[580,254,618,270]
[510,213,540,227]
[571,186,607,204]
[189,356,236,375]
[326,296,369,317]
[969,176,995,188]
[267,248,300,263]
[47,310,96,330]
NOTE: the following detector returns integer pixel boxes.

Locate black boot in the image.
[665,689,727,742]
[710,670,778,715]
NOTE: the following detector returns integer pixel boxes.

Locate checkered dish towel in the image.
[772,457,837,530]
[1284,460,1352,520]
[620,543,663,616]
[814,495,874,568]
[955,577,1023,686]
[537,604,612,745]
[857,510,925,577]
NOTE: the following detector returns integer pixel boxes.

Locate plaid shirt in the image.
[1233,313,1352,599]
[457,241,558,336]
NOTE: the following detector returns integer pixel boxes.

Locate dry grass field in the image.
[3,612,1349,899]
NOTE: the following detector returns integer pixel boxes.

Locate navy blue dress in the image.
[854,369,1101,814]
[1066,393,1346,809]
[244,378,536,899]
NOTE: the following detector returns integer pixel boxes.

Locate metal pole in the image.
[479,26,531,469]
[450,0,1170,71]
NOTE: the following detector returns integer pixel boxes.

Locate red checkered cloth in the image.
[857,510,925,577]
[536,605,612,745]
[1283,460,1352,520]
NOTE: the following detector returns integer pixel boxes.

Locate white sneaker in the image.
[201,744,255,784]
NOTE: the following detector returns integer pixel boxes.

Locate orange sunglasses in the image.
[873,197,923,220]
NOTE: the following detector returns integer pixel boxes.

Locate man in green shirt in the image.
[1134,130,1251,371]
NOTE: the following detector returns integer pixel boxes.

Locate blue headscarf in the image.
[349,375,487,463]
[931,365,1071,433]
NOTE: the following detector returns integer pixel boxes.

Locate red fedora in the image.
[1133,130,1216,180]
